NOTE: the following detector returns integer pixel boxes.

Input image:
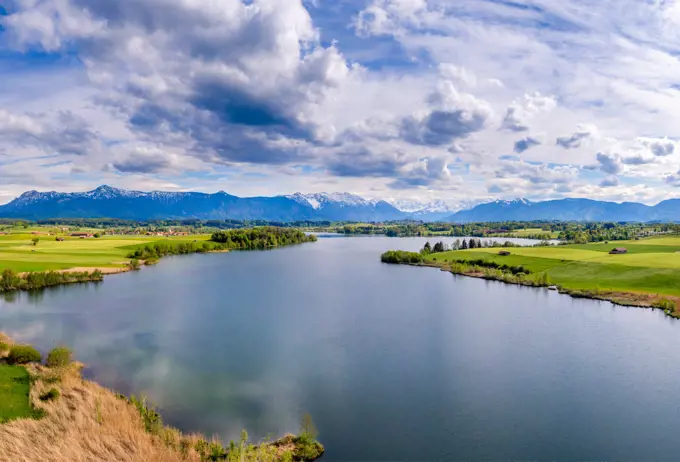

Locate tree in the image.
[469,238,476,249]
[461,239,468,250]
[31,237,40,246]
[300,413,319,439]
[1,268,19,291]
[423,241,432,254]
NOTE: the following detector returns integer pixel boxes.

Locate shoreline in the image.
[0,334,324,461]
[396,260,680,318]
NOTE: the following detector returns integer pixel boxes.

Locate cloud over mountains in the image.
[2,0,680,207]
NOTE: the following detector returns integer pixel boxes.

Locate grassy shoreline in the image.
[1,228,316,294]
[382,236,680,318]
[0,334,324,461]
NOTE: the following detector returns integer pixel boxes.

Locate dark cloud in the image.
[501,107,529,132]
[513,136,541,153]
[646,139,675,157]
[326,147,407,177]
[622,154,652,165]
[112,153,171,174]
[3,0,350,167]
[401,108,489,146]
[665,170,680,187]
[0,109,100,157]
[556,129,591,149]
[599,176,620,187]
[596,152,624,174]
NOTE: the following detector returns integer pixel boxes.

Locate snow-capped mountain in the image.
[444,197,675,222]
[286,192,377,210]
[284,192,403,221]
[4,186,678,222]
[0,186,403,222]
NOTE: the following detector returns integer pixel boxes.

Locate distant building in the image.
[70,232,93,238]
[609,248,628,254]
[498,250,511,256]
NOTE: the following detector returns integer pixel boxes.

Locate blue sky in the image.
[2,0,680,208]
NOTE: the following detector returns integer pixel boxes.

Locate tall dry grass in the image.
[0,333,320,462]
[0,362,202,462]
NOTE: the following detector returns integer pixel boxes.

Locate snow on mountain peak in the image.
[389,199,455,214]
[286,192,375,209]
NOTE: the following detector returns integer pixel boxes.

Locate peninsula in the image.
[382,236,680,316]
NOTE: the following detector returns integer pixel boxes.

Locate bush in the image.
[380,250,423,264]
[294,434,324,460]
[0,342,9,353]
[7,345,42,364]
[653,299,676,312]
[39,388,60,402]
[46,346,72,367]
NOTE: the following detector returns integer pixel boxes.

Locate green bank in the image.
[382,236,680,313]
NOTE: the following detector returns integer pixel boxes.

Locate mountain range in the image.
[0,186,423,222]
[0,186,678,223]
[445,198,680,223]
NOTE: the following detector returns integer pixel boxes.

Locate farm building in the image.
[609,248,628,255]
[498,251,511,256]
[70,232,93,238]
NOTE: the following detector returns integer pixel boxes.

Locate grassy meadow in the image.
[0,230,212,273]
[0,365,32,423]
[489,227,561,239]
[423,236,680,297]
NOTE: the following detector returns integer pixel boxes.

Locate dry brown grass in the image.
[0,333,12,358]
[0,333,321,462]
[0,363,201,462]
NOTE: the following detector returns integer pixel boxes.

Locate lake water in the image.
[2,235,680,460]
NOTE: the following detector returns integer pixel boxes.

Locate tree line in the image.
[0,268,104,293]
[210,227,317,249]
[127,228,317,262]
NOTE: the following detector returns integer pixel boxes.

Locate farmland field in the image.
[489,227,560,239]
[0,231,212,273]
[423,236,680,297]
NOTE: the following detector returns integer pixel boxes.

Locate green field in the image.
[0,365,33,423]
[488,227,560,239]
[424,236,680,297]
[0,232,212,273]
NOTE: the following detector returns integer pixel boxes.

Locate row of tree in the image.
[0,268,104,292]
[210,227,317,249]
[421,239,523,254]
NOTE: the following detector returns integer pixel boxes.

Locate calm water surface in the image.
[1,236,680,460]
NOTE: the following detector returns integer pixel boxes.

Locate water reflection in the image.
[2,236,680,460]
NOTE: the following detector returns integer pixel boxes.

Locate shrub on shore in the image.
[7,345,42,365]
[46,346,72,368]
[653,298,676,313]
[0,268,103,293]
[380,250,423,264]
[39,388,60,402]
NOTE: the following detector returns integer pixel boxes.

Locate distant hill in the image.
[446,198,680,223]
[2,186,677,223]
[0,186,412,222]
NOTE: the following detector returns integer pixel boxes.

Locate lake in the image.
[1,235,680,460]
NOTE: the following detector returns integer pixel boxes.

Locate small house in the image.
[55,237,65,242]
[70,232,93,238]
[498,250,511,256]
[609,247,628,255]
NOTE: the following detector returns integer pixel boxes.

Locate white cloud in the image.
[1,0,680,205]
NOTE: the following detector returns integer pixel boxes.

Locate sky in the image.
[2,0,680,208]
